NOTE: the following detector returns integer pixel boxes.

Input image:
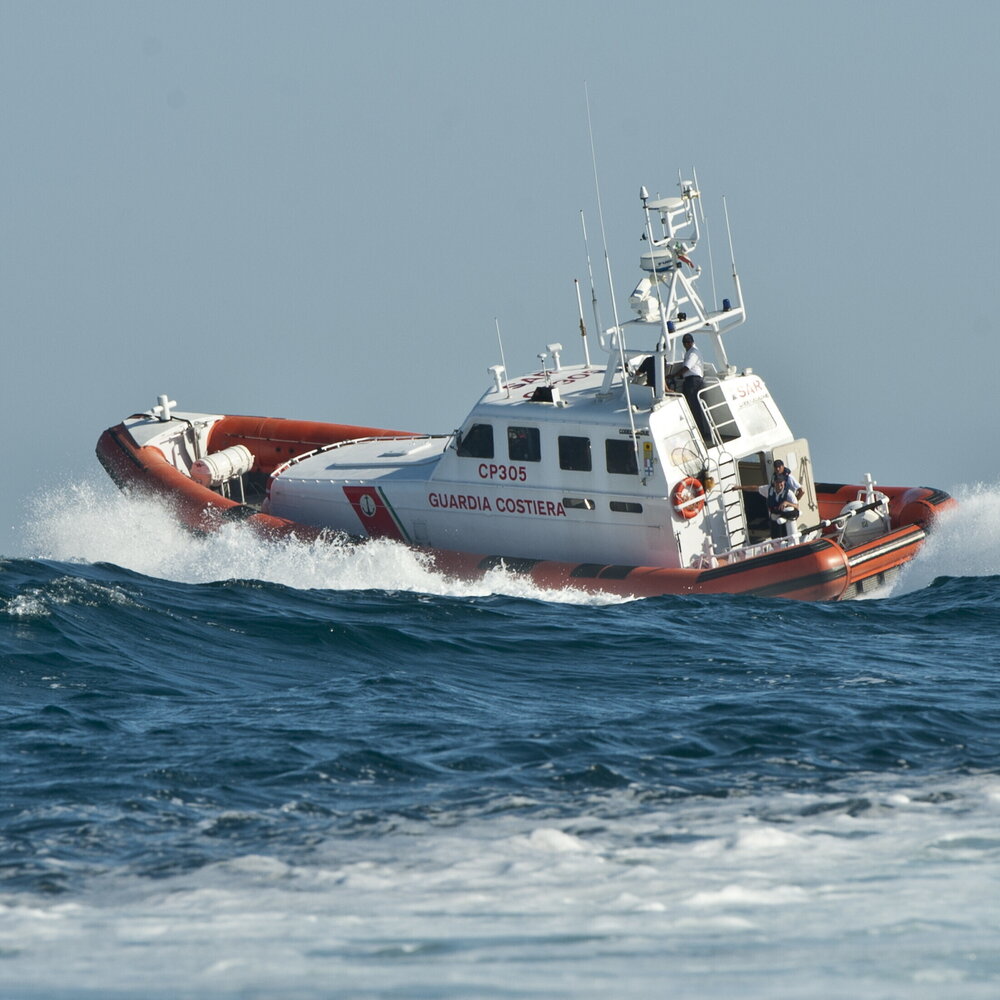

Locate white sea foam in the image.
[891,480,1000,595]
[683,883,809,908]
[521,827,590,853]
[17,477,1000,605]
[2,773,999,997]
[3,592,49,617]
[19,480,621,605]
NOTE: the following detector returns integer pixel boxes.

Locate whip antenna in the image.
[580,210,603,346]
[693,167,719,311]
[494,317,510,398]
[585,83,638,457]
[574,278,592,367]
[723,196,746,320]
[585,84,616,319]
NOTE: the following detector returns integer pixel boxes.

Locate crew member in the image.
[729,473,800,539]
[677,333,713,445]
[772,459,805,501]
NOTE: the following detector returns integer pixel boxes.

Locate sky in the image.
[3,0,998,555]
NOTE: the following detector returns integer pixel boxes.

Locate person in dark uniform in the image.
[729,471,800,539]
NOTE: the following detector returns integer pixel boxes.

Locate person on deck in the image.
[677,333,713,446]
[729,472,800,539]
[772,459,805,501]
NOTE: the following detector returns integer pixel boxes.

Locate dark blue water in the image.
[3,491,1000,998]
[4,557,1000,892]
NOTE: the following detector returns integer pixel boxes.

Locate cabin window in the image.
[456,423,494,458]
[558,435,592,472]
[610,501,643,513]
[563,497,595,510]
[508,426,541,462]
[605,439,638,475]
[740,400,778,437]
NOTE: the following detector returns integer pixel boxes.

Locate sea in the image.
[2,480,999,999]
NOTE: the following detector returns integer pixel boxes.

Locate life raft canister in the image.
[671,477,705,519]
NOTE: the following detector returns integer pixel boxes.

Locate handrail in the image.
[690,533,799,569]
[272,434,451,478]
[696,378,739,447]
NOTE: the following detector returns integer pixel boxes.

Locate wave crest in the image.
[17,477,1000,601]
[19,479,616,604]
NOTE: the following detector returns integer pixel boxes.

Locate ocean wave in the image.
[15,479,621,605]
[12,475,1000,606]
[5,482,1000,925]
[4,555,1000,898]
[2,772,1000,998]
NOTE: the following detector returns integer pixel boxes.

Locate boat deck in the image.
[275,435,448,483]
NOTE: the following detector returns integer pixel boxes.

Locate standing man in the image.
[678,333,713,445]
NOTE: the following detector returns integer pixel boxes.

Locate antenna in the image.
[494,317,510,398]
[585,84,616,319]
[691,167,707,224]
[574,278,592,367]
[693,167,719,311]
[640,185,671,400]
[723,196,746,319]
[585,83,639,457]
[580,210,602,346]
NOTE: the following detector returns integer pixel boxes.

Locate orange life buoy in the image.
[671,477,705,519]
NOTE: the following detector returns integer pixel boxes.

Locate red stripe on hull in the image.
[343,486,406,541]
[428,539,851,601]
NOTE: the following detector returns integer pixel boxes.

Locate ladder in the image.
[697,382,747,551]
[672,389,748,552]
[712,450,747,549]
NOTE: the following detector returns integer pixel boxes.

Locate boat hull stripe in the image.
[477,556,542,574]
[698,539,838,582]
[598,564,637,580]
[569,563,609,579]
[846,528,925,568]
[736,565,848,599]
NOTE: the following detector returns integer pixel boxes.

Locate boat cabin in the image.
[264,178,818,568]
[265,358,816,569]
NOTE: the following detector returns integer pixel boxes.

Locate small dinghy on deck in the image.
[97,177,955,601]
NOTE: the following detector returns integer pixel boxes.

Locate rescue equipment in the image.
[191,445,254,487]
[672,477,706,519]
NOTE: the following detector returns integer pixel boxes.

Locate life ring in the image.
[671,477,705,519]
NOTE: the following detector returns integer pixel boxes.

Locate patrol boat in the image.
[96,179,955,600]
